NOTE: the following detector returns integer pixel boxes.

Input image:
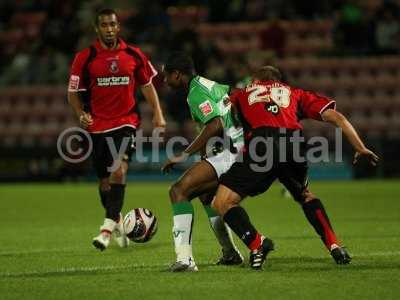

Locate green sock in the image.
[203,204,219,218]
[172,201,194,216]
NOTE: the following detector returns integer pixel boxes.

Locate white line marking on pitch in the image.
[355,251,400,257]
[0,264,168,278]
[0,248,82,256]
[1,251,399,278]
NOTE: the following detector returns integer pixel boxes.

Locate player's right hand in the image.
[161,152,189,174]
[79,112,93,129]
[353,148,379,166]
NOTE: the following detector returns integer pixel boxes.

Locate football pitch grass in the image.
[1,180,399,299]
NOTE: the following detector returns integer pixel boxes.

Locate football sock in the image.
[100,218,117,235]
[223,206,261,251]
[203,205,238,253]
[107,184,125,222]
[302,198,339,250]
[98,188,111,210]
[172,201,194,263]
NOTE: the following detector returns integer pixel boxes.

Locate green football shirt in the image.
[187,75,243,145]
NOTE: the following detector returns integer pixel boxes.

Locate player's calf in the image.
[203,200,244,266]
[301,198,340,249]
[211,187,240,216]
[169,180,191,203]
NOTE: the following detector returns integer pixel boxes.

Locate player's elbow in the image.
[67,92,78,104]
[140,83,156,98]
[67,92,73,103]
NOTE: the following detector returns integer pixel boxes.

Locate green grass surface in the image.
[0,180,399,299]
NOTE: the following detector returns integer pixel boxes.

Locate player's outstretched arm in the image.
[322,108,379,166]
[67,91,93,128]
[140,83,166,128]
[184,117,224,156]
[161,117,223,173]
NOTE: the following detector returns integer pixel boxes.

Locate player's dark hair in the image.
[94,8,118,26]
[252,66,282,81]
[164,52,195,76]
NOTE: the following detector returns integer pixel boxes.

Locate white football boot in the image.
[168,257,198,272]
[92,218,116,251]
[113,213,129,248]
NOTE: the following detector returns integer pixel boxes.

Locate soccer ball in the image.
[123,208,158,243]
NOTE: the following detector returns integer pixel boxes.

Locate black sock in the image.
[302,198,338,249]
[98,188,111,210]
[223,206,259,249]
[107,184,126,221]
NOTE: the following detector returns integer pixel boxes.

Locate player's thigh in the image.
[219,160,277,199]
[108,127,135,181]
[109,126,136,163]
[174,160,219,200]
[212,184,243,215]
[109,160,129,184]
[277,161,309,203]
[91,127,135,180]
[91,133,112,179]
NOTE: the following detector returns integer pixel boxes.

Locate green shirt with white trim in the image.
[187,75,243,145]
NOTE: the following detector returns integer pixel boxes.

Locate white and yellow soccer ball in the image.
[123,208,158,243]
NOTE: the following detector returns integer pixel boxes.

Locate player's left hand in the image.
[353,148,379,166]
[162,152,189,174]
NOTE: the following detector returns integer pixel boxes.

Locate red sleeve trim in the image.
[140,61,158,87]
[68,88,87,92]
[319,100,336,120]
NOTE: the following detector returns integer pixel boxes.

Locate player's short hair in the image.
[164,52,195,75]
[94,8,118,26]
[252,66,282,81]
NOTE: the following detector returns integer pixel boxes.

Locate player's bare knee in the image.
[303,189,316,203]
[110,166,126,184]
[99,179,110,192]
[212,196,235,216]
[226,197,240,214]
[168,184,178,203]
[169,181,188,203]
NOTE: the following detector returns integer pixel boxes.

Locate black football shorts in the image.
[90,126,136,179]
[220,127,309,202]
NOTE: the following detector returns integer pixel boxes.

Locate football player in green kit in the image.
[162,52,244,272]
